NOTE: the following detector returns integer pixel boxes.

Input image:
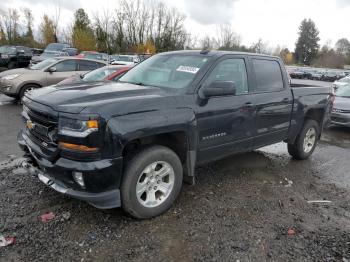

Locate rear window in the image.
[252,59,284,92]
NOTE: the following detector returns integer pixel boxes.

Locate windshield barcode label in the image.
[176,66,200,74]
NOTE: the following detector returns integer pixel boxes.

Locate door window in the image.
[77,60,99,71]
[204,59,248,95]
[252,59,284,92]
[54,60,76,72]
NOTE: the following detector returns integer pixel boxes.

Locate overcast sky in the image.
[1,0,350,50]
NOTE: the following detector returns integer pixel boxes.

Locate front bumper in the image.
[18,129,123,209]
[37,172,121,209]
[0,78,18,95]
[330,112,350,127]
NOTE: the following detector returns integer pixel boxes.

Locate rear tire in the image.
[288,119,320,160]
[121,145,183,219]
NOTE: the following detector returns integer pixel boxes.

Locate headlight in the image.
[2,74,20,80]
[58,117,99,137]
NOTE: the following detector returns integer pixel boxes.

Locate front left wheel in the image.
[121,145,183,219]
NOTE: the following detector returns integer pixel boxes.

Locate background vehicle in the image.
[111,55,140,65]
[64,47,79,56]
[18,51,332,219]
[333,76,350,90]
[289,69,308,79]
[330,86,350,126]
[309,70,324,80]
[31,51,69,64]
[322,71,339,82]
[76,51,105,61]
[0,45,33,69]
[56,65,131,86]
[44,43,71,53]
[0,57,106,99]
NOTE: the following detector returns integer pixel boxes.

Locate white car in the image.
[111,55,140,66]
[333,75,350,90]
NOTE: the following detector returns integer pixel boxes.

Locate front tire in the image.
[19,84,39,101]
[121,145,183,219]
[288,119,319,160]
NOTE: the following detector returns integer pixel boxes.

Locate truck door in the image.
[249,58,293,147]
[196,57,256,163]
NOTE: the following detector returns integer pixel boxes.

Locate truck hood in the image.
[334,96,350,110]
[25,81,180,115]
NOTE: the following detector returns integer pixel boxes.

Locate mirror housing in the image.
[48,67,56,73]
[201,81,236,98]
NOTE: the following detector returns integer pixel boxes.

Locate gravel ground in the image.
[1,125,350,262]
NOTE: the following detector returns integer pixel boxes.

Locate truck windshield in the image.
[335,86,350,97]
[119,54,210,89]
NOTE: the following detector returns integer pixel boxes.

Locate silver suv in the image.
[0,57,107,99]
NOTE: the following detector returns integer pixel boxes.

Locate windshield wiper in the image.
[119,81,145,86]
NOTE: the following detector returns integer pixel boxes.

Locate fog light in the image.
[73,171,85,188]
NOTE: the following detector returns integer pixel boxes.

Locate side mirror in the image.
[48,67,56,73]
[201,81,236,98]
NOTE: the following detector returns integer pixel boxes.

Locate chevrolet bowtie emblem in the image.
[26,120,35,130]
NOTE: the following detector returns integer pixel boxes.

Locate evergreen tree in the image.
[72,9,96,51]
[295,19,320,65]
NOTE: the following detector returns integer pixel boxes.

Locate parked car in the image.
[31,51,69,64]
[330,85,350,126]
[111,55,140,66]
[0,45,33,69]
[0,57,106,99]
[31,48,44,56]
[322,71,339,82]
[64,47,79,56]
[76,51,103,60]
[333,76,350,90]
[18,50,333,219]
[44,43,71,53]
[56,65,131,86]
[289,69,307,79]
[309,70,324,80]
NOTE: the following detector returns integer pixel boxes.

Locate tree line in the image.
[0,1,349,68]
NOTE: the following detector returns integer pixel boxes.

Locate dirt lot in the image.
[1,119,350,261]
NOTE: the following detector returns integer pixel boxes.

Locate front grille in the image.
[24,104,59,157]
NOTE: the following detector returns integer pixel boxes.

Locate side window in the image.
[204,59,248,95]
[252,59,284,92]
[54,60,76,72]
[77,60,98,71]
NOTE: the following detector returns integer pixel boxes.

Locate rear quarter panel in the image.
[287,86,332,143]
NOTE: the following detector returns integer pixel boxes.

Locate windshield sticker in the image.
[176,66,200,74]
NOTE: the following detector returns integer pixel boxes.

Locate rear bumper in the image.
[18,129,123,209]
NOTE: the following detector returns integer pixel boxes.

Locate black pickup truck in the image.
[0,45,33,69]
[18,51,333,218]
